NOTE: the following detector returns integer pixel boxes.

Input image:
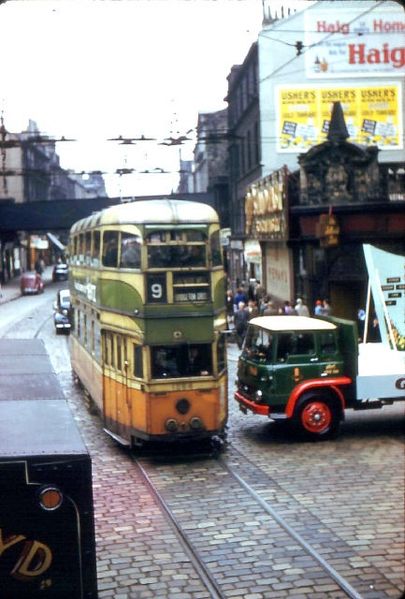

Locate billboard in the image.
[277,83,403,152]
[304,5,405,78]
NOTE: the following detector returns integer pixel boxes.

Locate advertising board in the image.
[304,5,404,78]
[277,83,402,152]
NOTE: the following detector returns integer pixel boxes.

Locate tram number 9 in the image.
[147,274,167,303]
[151,284,162,298]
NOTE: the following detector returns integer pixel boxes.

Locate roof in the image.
[70,198,219,233]
[249,316,336,332]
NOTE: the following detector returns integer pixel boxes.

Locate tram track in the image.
[132,446,390,599]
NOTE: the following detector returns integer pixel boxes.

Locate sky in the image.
[0,0,310,197]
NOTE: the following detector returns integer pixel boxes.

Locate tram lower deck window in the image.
[151,344,212,379]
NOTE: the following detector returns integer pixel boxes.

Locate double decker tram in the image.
[69,199,228,448]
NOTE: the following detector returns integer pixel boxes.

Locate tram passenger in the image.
[153,349,179,378]
[187,347,209,376]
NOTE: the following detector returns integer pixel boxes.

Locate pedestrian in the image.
[233,286,248,311]
[283,301,296,315]
[322,299,332,316]
[294,298,309,317]
[263,300,278,316]
[314,299,323,315]
[247,299,259,320]
[234,301,249,349]
[226,289,234,327]
[34,257,43,275]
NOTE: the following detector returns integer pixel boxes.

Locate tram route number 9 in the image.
[147,274,167,303]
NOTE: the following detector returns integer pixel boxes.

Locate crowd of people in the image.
[226,279,333,348]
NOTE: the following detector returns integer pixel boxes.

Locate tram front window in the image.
[151,344,212,379]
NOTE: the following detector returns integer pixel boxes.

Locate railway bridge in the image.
[0,192,215,277]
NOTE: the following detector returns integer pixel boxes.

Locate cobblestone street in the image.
[59,342,404,599]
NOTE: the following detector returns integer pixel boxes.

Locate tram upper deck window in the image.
[78,233,85,264]
[146,230,206,269]
[85,232,91,265]
[120,233,141,269]
[102,231,119,267]
[92,231,100,267]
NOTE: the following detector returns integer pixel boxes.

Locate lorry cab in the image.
[235,316,354,439]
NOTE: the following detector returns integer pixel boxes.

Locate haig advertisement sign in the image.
[277,83,402,152]
[304,4,404,78]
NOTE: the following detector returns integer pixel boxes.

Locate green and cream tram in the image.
[68,198,228,447]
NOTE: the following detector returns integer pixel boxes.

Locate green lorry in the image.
[235,315,405,440]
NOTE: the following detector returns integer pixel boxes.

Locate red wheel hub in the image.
[301,401,332,434]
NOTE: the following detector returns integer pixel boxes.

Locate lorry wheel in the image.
[293,395,340,440]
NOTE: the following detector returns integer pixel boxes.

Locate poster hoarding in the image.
[277,83,402,152]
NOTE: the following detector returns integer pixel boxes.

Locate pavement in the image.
[0,266,54,305]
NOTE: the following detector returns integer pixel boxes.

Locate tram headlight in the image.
[176,398,190,415]
[165,418,178,432]
[189,417,203,430]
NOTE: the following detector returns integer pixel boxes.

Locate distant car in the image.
[53,289,72,334]
[52,262,69,281]
[20,271,44,295]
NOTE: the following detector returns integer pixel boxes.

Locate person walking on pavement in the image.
[233,286,248,312]
[314,299,323,315]
[234,301,249,349]
[295,298,309,317]
[322,299,332,316]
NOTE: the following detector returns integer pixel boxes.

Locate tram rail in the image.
[133,447,378,599]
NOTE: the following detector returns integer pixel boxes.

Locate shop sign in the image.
[244,239,262,265]
[245,167,288,241]
[317,213,340,247]
[30,236,49,250]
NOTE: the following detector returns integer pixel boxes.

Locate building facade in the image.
[225,0,404,310]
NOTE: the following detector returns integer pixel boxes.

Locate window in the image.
[217,335,226,373]
[102,231,119,267]
[151,344,212,379]
[277,333,315,362]
[117,336,122,371]
[85,232,91,265]
[120,233,141,269]
[134,345,143,378]
[210,231,222,267]
[244,326,273,362]
[319,332,337,355]
[78,234,85,264]
[173,272,209,302]
[92,231,100,266]
[83,314,88,347]
[146,230,207,269]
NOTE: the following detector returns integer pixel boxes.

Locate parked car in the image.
[53,289,72,334]
[52,262,69,281]
[20,271,44,295]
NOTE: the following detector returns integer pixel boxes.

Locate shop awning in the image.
[46,232,66,251]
